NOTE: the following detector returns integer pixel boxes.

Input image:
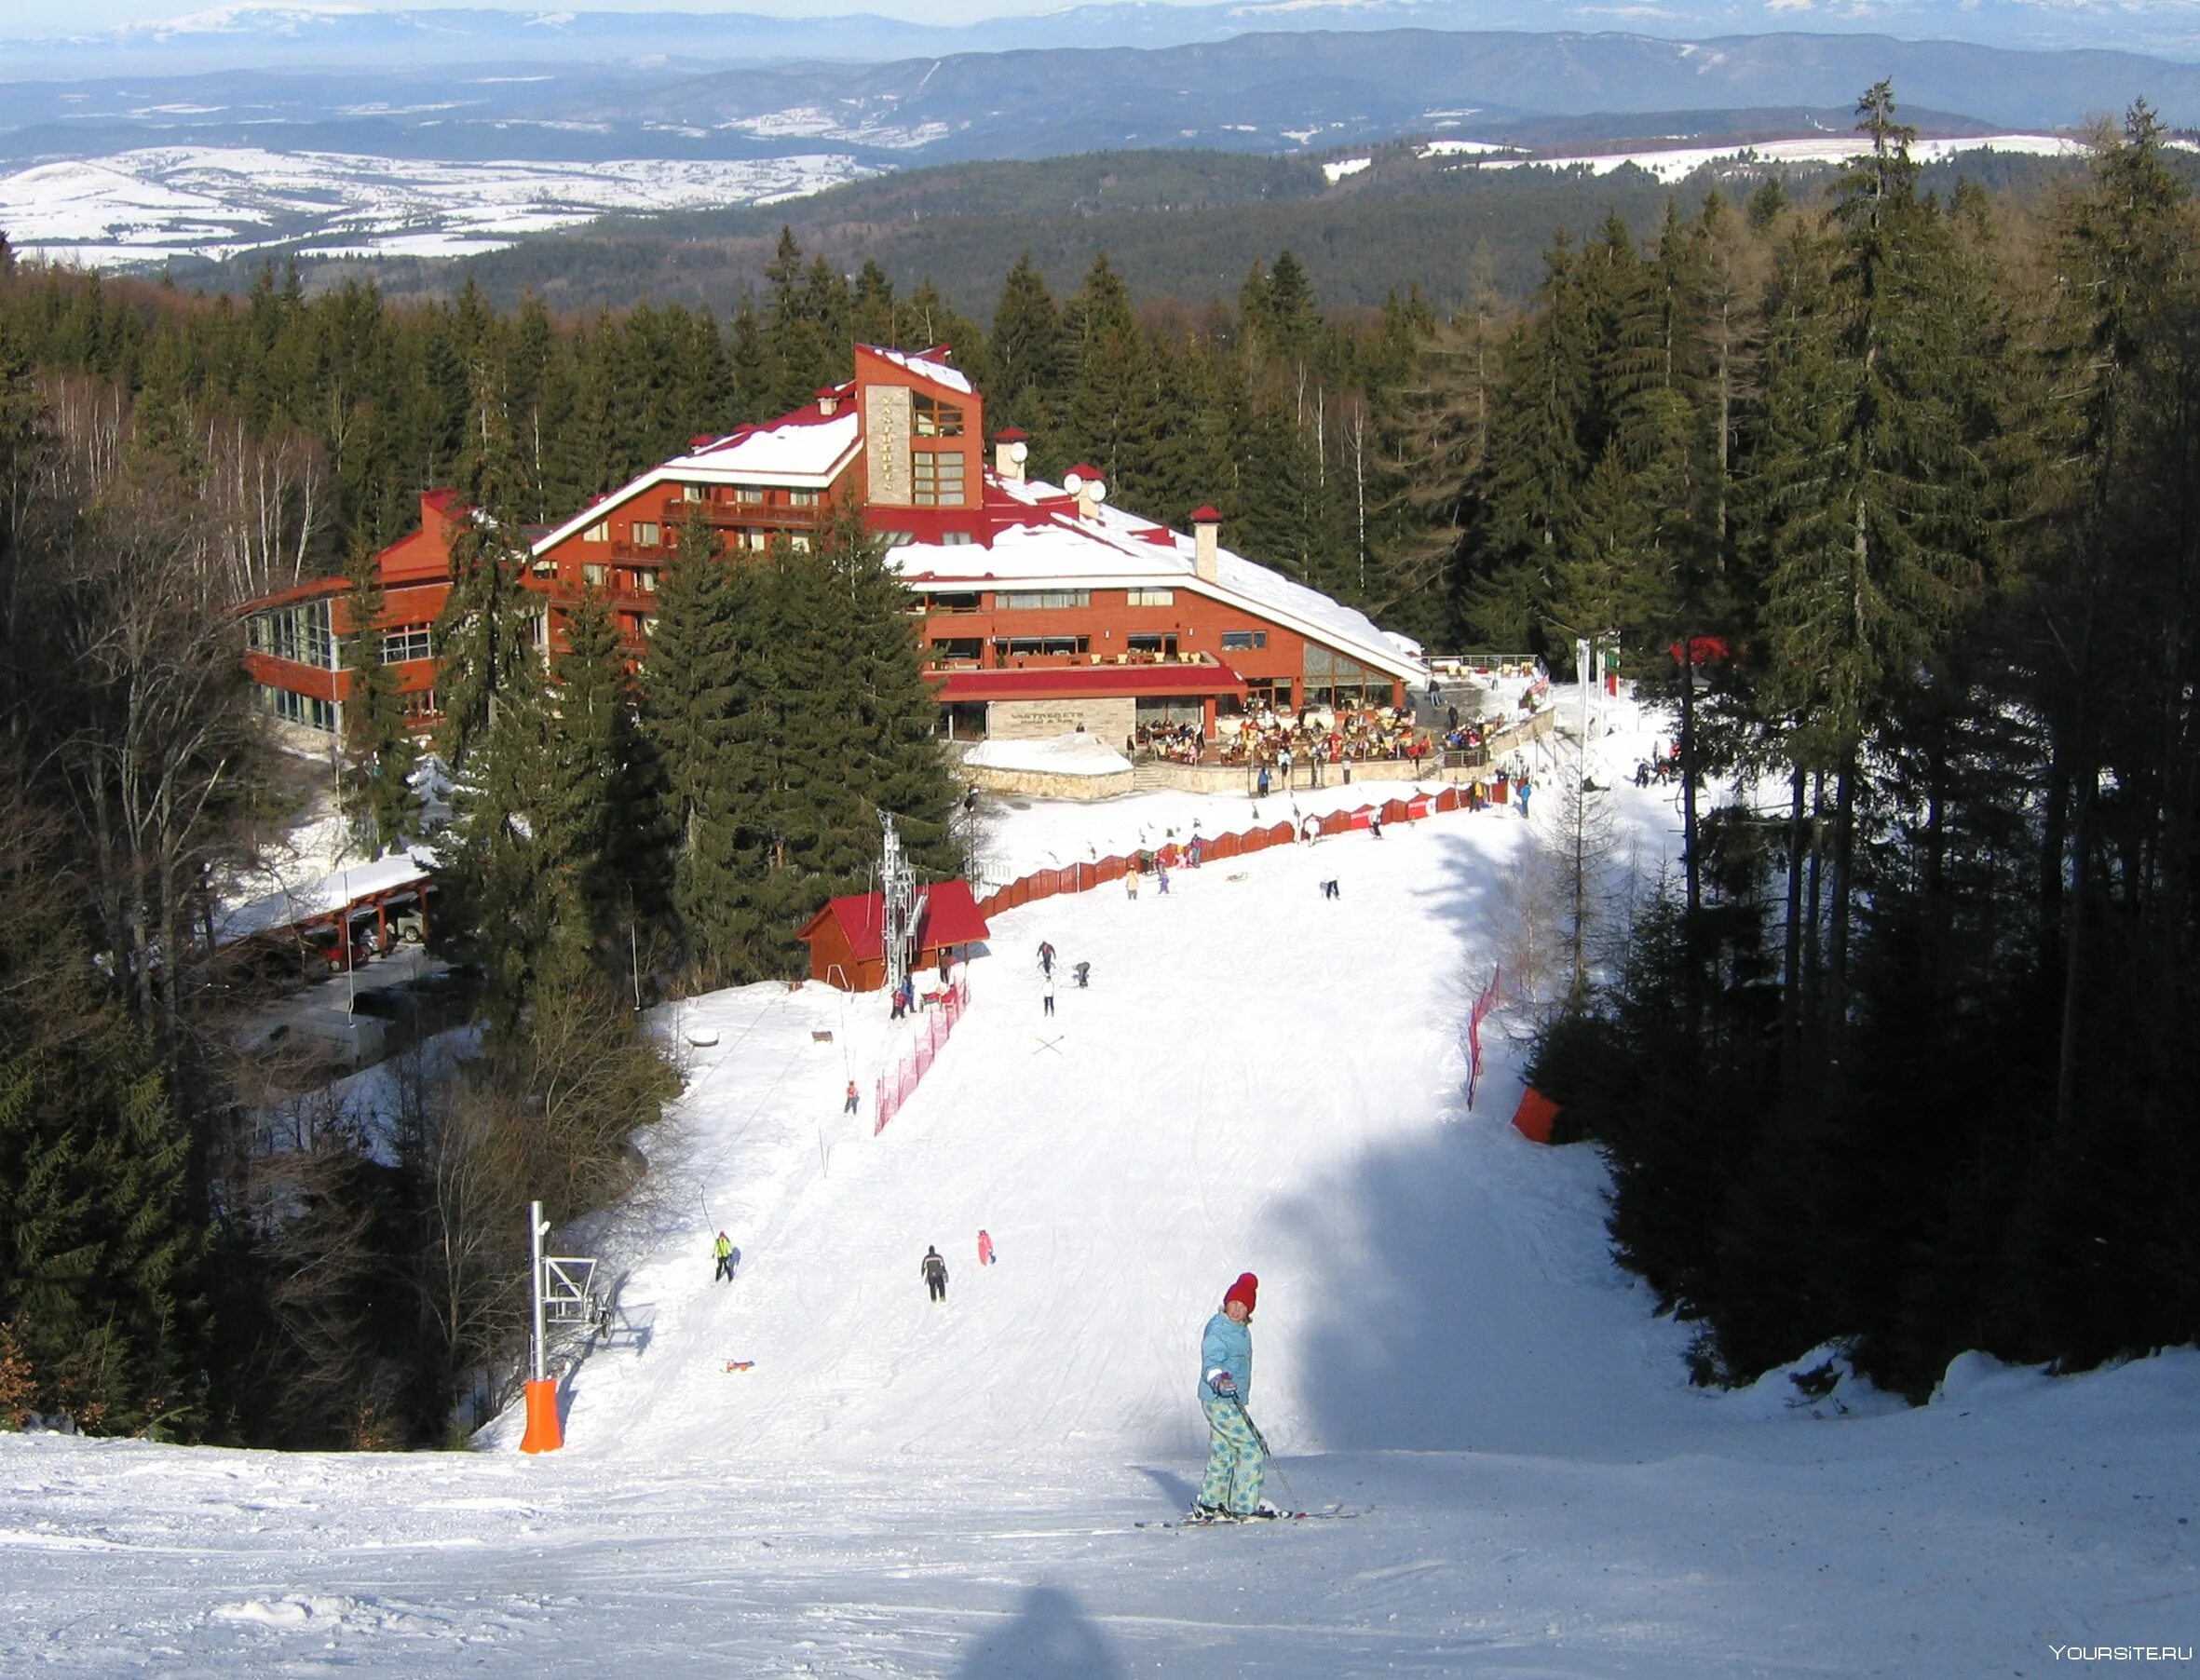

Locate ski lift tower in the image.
[879,812,926,1005]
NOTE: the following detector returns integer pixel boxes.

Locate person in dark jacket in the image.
[921,1245,949,1304]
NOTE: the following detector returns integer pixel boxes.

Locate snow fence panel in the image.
[1383,798,1412,825]
[1266,822,1296,847]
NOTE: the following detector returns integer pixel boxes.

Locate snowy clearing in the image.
[0,147,876,268]
[5,698,2195,1675]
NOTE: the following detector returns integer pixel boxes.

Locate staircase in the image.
[1132,763,1176,792]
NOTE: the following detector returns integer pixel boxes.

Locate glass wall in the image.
[247,598,336,669]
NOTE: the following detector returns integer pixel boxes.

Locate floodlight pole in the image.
[529,1199,548,1385]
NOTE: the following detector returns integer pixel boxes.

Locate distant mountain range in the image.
[7,27,2199,176]
[5,19,2193,276]
[7,1,2200,78]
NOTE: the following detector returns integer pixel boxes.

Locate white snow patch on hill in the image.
[1456,130,2088,182]
[0,146,876,268]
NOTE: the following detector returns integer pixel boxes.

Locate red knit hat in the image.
[1223,1272,1258,1317]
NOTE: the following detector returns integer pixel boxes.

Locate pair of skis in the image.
[1137,1503,1372,1530]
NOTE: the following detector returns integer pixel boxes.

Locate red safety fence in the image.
[876,973,971,1136]
[973,781,1492,918]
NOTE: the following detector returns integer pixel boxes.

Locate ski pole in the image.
[1229,1394,1300,1512]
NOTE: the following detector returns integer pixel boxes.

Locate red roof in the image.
[994,427,1029,441]
[798,879,991,961]
[1188,505,1223,523]
[932,662,1246,702]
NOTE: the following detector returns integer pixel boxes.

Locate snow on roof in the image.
[890,476,1425,684]
[214,847,436,946]
[962,732,1134,776]
[672,409,859,481]
[862,344,973,396]
[532,408,861,555]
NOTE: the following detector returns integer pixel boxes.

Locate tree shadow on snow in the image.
[951,1583,1125,1680]
[1273,828,1685,1462]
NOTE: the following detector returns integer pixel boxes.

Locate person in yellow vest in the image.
[712,1231,735,1284]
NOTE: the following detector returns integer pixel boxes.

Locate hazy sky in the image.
[2,0,2193,40]
[0,0,1064,29]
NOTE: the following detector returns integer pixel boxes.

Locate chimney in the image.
[1189,506,1222,582]
[815,386,842,417]
[1064,465,1106,522]
[994,427,1029,483]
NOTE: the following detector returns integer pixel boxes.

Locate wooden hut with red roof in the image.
[797,878,993,992]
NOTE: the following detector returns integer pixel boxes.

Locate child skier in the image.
[1193,1273,1280,1522]
[977,1229,996,1267]
[712,1231,735,1284]
[921,1245,949,1304]
[1072,960,1091,989]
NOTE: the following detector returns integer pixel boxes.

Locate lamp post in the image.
[519,1200,563,1452]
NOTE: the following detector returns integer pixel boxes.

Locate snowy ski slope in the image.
[4,706,2197,1675]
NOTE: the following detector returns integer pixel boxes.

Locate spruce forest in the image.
[0,86,2194,1445]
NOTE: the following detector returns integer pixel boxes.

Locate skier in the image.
[890,981,907,1022]
[1187,834,1202,869]
[1072,960,1091,989]
[1037,940,1056,978]
[1156,860,1171,895]
[844,1079,860,1117]
[712,1231,735,1284]
[1369,814,1383,840]
[1125,864,1140,901]
[1042,975,1055,1017]
[1517,774,1533,820]
[978,1228,996,1267]
[1256,765,1270,800]
[1194,1273,1279,1522]
[921,1245,948,1304]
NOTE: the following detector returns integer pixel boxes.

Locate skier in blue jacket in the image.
[1192,1272,1279,1521]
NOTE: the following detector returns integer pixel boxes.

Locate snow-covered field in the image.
[1424,131,2089,183]
[6,703,2196,1675]
[0,146,876,267]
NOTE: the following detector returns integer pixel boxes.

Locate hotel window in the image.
[991,635,1088,659]
[788,534,813,553]
[788,489,820,507]
[912,449,966,507]
[382,623,433,664]
[877,531,916,548]
[638,569,659,593]
[1128,589,1175,607]
[583,521,609,543]
[1128,633,1178,656]
[734,486,765,504]
[1221,630,1268,651]
[258,684,338,733]
[631,521,661,548]
[582,563,608,588]
[681,483,703,500]
[941,531,974,546]
[251,600,337,670]
[929,591,982,614]
[401,689,439,720]
[997,589,1090,611]
[736,530,770,551]
[913,393,965,438]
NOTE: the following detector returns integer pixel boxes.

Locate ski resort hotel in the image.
[239,343,1426,748]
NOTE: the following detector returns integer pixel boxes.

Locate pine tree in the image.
[1751,83,1995,1034]
[639,506,752,984]
[338,536,418,858]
